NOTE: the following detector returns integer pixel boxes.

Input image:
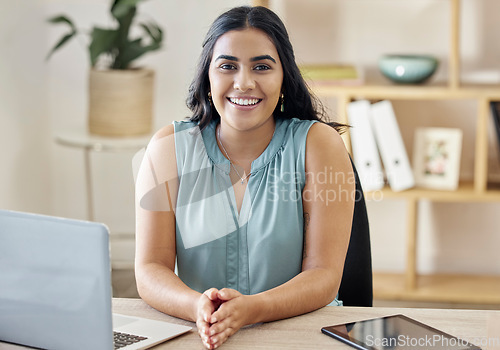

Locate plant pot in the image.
[88,68,154,137]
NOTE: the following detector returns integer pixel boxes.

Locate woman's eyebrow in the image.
[250,55,276,63]
[215,54,238,61]
[214,54,277,64]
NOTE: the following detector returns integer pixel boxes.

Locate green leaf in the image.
[113,38,142,69]
[114,39,160,69]
[111,0,144,19]
[89,27,119,66]
[47,15,76,31]
[115,6,135,46]
[140,22,163,44]
[46,31,77,61]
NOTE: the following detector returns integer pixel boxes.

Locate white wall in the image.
[1,0,499,275]
[0,0,51,214]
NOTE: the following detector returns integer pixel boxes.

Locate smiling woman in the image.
[134,6,355,350]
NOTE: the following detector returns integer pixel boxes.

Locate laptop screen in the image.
[0,210,114,350]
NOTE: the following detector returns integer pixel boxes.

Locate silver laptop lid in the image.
[0,210,113,350]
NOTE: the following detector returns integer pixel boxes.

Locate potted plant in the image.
[47,0,163,136]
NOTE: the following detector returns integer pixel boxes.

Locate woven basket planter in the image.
[88,68,154,137]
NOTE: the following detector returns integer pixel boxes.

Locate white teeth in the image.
[229,97,260,106]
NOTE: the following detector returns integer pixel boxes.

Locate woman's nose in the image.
[233,69,255,92]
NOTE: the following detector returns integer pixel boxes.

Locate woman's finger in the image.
[197,297,211,323]
[210,325,235,349]
[210,296,239,323]
[217,288,241,301]
[203,288,220,300]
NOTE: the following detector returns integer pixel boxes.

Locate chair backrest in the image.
[338,160,373,307]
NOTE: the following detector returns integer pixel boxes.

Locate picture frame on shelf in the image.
[412,127,462,191]
[490,101,500,163]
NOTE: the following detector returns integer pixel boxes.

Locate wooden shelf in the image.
[365,182,500,202]
[312,82,500,100]
[251,0,269,7]
[323,0,500,304]
[374,272,500,305]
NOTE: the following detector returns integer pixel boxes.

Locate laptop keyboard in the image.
[114,331,148,349]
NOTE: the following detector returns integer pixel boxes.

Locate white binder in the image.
[347,100,384,191]
[370,100,415,192]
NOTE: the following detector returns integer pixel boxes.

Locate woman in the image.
[134,6,354,349]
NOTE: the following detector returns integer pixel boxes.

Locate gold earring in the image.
[208,91,212,105]
[280,93,284,113]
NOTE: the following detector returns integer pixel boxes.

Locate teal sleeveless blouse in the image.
[173,117,341,305]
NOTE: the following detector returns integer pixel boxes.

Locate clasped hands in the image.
[196,288,252,349]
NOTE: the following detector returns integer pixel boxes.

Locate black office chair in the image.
[338,160,373,307]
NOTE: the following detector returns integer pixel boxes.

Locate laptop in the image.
[0,209,191,350]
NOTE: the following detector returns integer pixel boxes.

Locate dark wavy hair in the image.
[186,6,346,133]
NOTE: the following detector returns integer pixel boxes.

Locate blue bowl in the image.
[379,55,439,84]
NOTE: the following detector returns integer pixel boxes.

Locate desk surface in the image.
[1,298,497,349]
[111,298,496,349]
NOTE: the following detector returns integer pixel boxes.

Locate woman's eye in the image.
[254,64,270,71]
[220,63,236,70]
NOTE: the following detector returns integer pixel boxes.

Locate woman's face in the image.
[208,28,283,133]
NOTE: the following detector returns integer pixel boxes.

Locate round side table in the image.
[54,128,151,274]
[54,128,151,222]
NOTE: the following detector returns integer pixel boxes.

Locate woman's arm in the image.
[250,122,355,320]
[135,124,223,348]
[135,124,210,322]
[135,209,201,321]
[136,203,220,349]
[206,123,355,348]
[135,124,197,320]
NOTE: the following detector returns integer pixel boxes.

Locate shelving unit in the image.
[254,0,500,304]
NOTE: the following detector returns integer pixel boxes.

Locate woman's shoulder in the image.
[305,122,351,172]
[150,119,200,142]
[307,121,344,148]
[151,123,175,142]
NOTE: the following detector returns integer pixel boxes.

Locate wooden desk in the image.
[111,298,497,349]
[0,298,497,349]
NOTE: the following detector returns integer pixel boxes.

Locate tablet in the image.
[321,314,481,350]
